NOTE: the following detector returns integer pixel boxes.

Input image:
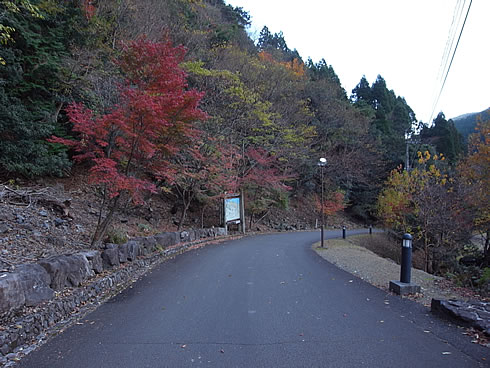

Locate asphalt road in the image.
[18,230,490,367]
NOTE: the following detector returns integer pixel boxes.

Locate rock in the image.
[79,251,103,274]
[117,242,129,263]
[39,210,48,217]
[45,236,64,247]
[0,272,24,314]
[216,227,226,236]
[0,264,54,314]
[188,230,197,242]
[101,244,120,269]
[0,344,9,356]
[54,218,65,227]
[154,232,179,248]
[15,264,54,307]
[0,223,9,234]
[431,299,490,336]
[38,254,92,290]
[180,231,190,243]
[125,241,140,261]
[132,237,157,255]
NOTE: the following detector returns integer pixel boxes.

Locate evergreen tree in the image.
[0,1,84,177]
[421,112,464,164]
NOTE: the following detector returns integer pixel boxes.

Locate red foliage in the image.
[241,148,293,191]
[50,37,206,204]
[315,191,346,216]
[82,0,96,19]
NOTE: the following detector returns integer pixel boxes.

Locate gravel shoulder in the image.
[314,236,479,307]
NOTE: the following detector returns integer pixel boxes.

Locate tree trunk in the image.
[91,196,120,247]
[200,205,207,229]
[178,198,191,231]
[484,229,490,267]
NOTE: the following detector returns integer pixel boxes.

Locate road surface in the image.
[18,230,489,367]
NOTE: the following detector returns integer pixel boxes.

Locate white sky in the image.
[225,0,489,123]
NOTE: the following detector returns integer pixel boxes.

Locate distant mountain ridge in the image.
[451,108,490,142]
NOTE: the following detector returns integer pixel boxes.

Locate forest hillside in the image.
[0,0,488,280]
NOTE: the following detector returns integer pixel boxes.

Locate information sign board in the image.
[224,197,241,223]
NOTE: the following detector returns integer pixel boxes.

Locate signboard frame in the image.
[223,192,245,234]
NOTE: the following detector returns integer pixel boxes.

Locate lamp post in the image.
[389,233,421,295]
[318,158,327,247]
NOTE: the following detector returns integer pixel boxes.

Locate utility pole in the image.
[318,158,327,247]
[405,138,410,172]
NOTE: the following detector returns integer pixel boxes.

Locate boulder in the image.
[431,299,490,336]
[0,264,54,314]
[125,241,140,261]
[133,237,157,255]
[154,232,179,248]
[180,231,190,243]
[15,264,54,307]
[0,272,24,314]
[188,230,197,242]
[39,255,92,290]
[216,227,226,236]
[101,244,120,269]
[117,242,129,263]
[79,251,103,274]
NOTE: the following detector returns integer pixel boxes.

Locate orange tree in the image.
[377,152,472,273]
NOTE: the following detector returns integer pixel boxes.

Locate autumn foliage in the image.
[51,38,206,244]
[315,191,346,216]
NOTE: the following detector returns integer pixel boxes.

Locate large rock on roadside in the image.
[154,232,179,248]
[101,244,120,269]
[38,254,92,290]
[78,251,103,274]
[431,299,490,336]
[125,241,140,261]
[0,264,54,314]
[180,231,190,243]
[132,237,157,255]
[117,242,129,263]
[16,264,54,306]
[216,227,226,236]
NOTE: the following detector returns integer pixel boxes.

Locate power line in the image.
[428,0,464,124]
[428,0,472,124]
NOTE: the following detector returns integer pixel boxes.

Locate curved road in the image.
[18,230,489,367]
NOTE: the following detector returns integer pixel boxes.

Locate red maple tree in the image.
[51,37,206,245]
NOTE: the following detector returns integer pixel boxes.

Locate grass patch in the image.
[349,233,401,264]
[347,233,426,270]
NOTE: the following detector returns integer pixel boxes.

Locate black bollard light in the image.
[369,225,372,235]
[342,226,346,239]
[400,233,413,283]
[389,233,420,295]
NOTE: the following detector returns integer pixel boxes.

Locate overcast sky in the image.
[225,0,489,123]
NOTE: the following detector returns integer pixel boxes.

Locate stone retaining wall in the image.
[0,227,227,363]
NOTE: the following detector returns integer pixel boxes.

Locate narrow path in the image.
[17,231,489,367]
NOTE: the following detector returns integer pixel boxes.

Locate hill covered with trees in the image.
[1,0,488,278]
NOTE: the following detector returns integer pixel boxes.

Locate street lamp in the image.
[318,158,327,248]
